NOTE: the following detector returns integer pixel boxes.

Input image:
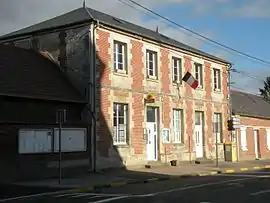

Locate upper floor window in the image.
[213,68,221,91]
[146,50,158,79]
[172,57,182,84]
[113,103,129,145]
[113,41,127,73]
[194,63,203,88]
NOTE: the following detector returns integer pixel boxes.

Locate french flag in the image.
[182,71,199,89]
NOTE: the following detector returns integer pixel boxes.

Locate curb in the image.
[71,164,270,193]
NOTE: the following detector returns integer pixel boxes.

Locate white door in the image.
[254,130,259,159]
[195,125,203,158]
[146,106,158,161]
[146,122,157,161]
[195,111,204,158]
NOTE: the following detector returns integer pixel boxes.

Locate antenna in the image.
[83,0,86,8]
[155,26,159,33]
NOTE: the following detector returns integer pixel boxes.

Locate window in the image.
[113,41,127,73]
[173,109,183,143]
[213,68,221,91]
[146,50,158,78]
[266,129,270,150]
[240,127,248,151]
[213,113,222,143]
[113,103,128,145]
[194,63,203,88]
[172,57,182,83]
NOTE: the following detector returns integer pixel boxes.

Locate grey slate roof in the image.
[0,44,86,103]
[231,90,270,119]
[0,7,230,65]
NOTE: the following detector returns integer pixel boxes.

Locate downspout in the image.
[84,5,99,172]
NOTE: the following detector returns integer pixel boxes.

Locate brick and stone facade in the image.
[235,116,270,161]
[94,26,230,168]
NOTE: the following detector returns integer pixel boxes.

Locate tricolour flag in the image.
[182,71,199,89]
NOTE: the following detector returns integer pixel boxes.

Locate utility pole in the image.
[56,109,67,184]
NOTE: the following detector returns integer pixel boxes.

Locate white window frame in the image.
[194,62,203,88]
[146,50,158,79]
[266,129,270,150]
[113,41,127,73]
[213,113,222,143]
[113,103,128,145]
[240,127,248,151]
[213,68,221,91]
[172,57,182,84]
[173,109,183,143]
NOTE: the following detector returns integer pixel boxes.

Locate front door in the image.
[146,106,158,161]
[195,111,204,158]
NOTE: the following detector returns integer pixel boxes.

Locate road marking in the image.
[70,193,94,198]
[138,177,260,197]
[250,189,270,196]
[54,193,78,198]
[90,196,129,203]
[0,190,72,202]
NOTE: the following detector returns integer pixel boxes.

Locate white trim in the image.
[213,68,222,91]
[266,129,270,150]
[240,126,248,151]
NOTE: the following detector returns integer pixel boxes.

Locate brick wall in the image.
[236,116,270,160]
[94,26,229,168]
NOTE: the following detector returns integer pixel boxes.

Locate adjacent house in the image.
[231,90,270,161]
[0,6,231,170]
[0,44,87,181]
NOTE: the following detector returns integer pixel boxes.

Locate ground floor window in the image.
[113,103,129,145]
[173,109,183,143]
[213,113,222,143]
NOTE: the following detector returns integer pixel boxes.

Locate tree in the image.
[260,76,270,102]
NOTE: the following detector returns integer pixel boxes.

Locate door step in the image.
[145,161,168,169]
[195,158,214,164]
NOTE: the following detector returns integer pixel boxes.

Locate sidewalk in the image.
[14,159,270,190]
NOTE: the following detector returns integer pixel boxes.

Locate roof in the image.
[0,44,86,103]
[0,7,231,65]
[231,90,270,119]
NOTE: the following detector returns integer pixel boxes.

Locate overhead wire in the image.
[116,0,267,91]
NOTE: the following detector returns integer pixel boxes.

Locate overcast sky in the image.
[0,0,269,94]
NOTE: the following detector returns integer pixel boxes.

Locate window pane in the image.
[118,44,123,54]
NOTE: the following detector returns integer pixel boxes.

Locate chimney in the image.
[155,26,159,33]
[58,31,67,71]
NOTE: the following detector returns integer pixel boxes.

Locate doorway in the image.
[195,111,204,158]
[146,106,159,161]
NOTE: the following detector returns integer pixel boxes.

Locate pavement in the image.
[1,160,270,202]
[2,169,270,202]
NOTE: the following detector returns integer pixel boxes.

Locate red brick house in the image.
[231,90,270,160]
[0,7,231,169]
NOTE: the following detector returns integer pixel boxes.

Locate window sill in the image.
[241,147,248,152]
[172,142,184,145]
[173,82,182,87]
[163,141,170,144]
[113,144,129,148]
[213,89,222,93]
[146,77,159,82]
[114,70,128,77]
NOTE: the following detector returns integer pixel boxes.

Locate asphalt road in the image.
[2,169,270,203]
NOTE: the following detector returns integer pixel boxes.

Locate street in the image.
[2,169,270,202]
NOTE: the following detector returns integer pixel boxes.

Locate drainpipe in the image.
[85,5,99,172]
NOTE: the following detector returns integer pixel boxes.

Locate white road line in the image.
[87,195,103,199]
[138,177,262,197]
[54,193,77,198]
[69,193,95,198]
[0,190,72,202]
[250,189,270,196]
[91,196,129,203]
